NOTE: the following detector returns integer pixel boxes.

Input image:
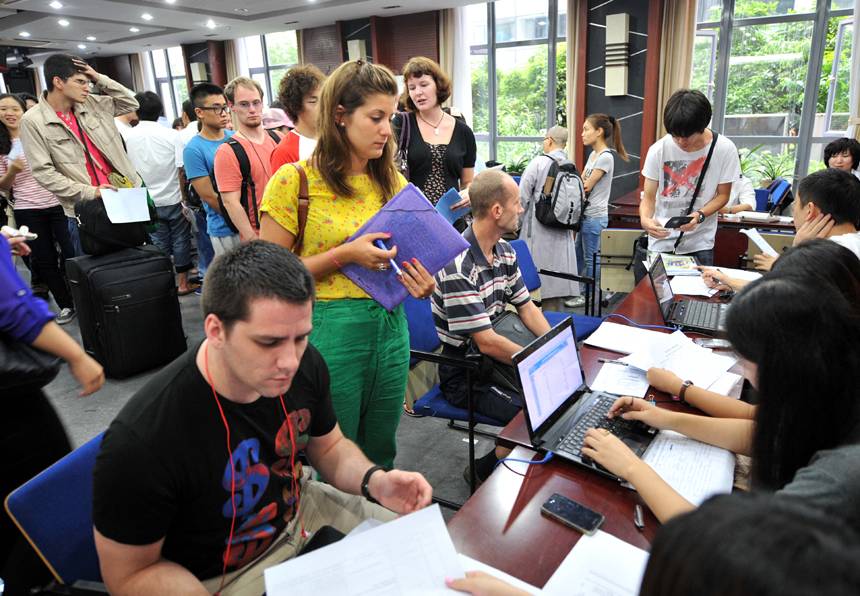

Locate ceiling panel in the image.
[139,0,306,17]
[0,15,163,43]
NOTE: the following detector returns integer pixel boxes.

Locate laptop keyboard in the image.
[557,394,637,457]
[683,300,717,329]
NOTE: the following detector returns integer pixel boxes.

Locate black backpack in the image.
[531,154,587,232]
[218,129,281,234]
[182,168,203,210]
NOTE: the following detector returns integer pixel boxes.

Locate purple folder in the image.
[341,183,470,311]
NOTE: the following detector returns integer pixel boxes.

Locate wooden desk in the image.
[607,207,795,268]
[498,279,690,450]
[447,446,657,588]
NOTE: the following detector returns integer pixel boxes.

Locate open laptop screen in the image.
[649,256,675,322]
[516,322,584,433]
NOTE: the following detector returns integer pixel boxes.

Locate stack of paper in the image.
[620,331,736,389]
[591,362,650,398]
[582,322,672,355]
[542,530,649,596]
[264,505,464,595]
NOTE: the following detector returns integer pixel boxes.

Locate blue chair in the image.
[512,175,522,186]
[404,296,502,503]
[770,180,791,212]
[5,432,106,594]
[754,188,770,212]
[509,239,602,341]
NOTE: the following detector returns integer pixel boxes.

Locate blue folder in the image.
[340,184,470,311]
[435,187,470,225]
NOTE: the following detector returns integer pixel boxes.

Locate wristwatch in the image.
[361,465,388,505]
[695,210,706,223]
[678,380,694,404]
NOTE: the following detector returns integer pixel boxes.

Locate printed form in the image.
[264,505,464,595]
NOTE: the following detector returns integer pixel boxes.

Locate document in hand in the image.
[340,183,471,311]
[264,504,464,595]
[541,530,649,596]
[739,228,779,257]
[619,331,736,389]
[435,187,471,225]
[100,188,150,224]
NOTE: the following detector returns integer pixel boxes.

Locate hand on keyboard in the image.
[607,396,673,430]
[581,427,642,481]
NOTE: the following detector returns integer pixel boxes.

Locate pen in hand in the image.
[598,358,628,366]
[374,239,403,276]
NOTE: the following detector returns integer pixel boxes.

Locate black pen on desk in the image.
[634,505,645,531]
[598,358,628,366]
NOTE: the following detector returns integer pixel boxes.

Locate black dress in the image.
[392,112,477,205]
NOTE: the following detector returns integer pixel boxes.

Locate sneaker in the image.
[195,287,203,296]
[564,296,586,308]
[56,307,76,325]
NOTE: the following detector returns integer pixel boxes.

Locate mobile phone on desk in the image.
[664,216,694,228]
[540,493,605,535]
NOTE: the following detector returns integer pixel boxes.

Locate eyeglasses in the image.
[199,106,231,115]
[233,101,264,111]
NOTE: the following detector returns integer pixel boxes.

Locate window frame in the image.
[699,0,853,185]
[823,16,853,136]
[469,0,567,161]
[247,33,300,106]
[149,48,187,121]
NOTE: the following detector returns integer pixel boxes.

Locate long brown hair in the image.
[587,113,629,162]
[312,60,400,201]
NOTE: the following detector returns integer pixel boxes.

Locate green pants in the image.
[310,299,409,469]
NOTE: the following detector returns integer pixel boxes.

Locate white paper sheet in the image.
[542,530,649,596]
[100,187,150,224]
[590,362,650,398]
[7,143,23,162]
[707,371,742,397]
[739,228,780,257]
[458,555,543,595]
[669,275,712,297]
[264,505,463,596]
[620,331,736,390]
[713,267,763,282]
[583,322,674,355]
[641,430,736,506]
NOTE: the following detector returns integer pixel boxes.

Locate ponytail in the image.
[586,113,629,162]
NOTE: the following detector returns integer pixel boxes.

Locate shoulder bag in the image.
[466,310,539,393]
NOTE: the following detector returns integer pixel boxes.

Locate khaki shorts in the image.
[200,475,396,596]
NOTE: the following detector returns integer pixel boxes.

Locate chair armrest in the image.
[409,350,481,371]
[538,268,594,286]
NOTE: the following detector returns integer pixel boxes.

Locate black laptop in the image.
[648,255,729,335]
[511,318,657,483]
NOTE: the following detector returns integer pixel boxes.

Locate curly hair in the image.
[277,65,325,124]
[401,57,452,112]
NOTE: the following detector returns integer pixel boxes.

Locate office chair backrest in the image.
[509,239,541,292]
[403,295,440,355]
[754,188,770,212]
[5,431,105,584]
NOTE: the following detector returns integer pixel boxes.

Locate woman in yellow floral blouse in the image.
[259,60,435,469]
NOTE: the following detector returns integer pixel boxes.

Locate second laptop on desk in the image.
[511,317,658,483]
[648,254,728,335]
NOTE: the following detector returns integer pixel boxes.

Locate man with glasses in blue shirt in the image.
[213,77,284,245]
[184,83,240,256]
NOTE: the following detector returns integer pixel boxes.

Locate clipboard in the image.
[340,183,471,311]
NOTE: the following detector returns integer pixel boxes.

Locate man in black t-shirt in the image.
[92,241,433,596]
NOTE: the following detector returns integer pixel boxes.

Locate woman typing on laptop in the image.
[580,270,860,527]
[646,239,860,421]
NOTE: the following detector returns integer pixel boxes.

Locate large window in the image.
[149,47,188,121]
[243,31,299,106]
[692,0,853,187]
[468,0,567,169]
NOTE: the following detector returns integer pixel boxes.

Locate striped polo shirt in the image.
[432,225,530,348]
[0,139,59,210]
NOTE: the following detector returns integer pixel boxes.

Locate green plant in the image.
[759,154,793,181]
[739,144,763,178]
[505,156,531,175]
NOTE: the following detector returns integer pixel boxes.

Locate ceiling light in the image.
[87,36,96,41]
[166,0,176,3]
[129,27,140,32]
[58,19,70,26]
[78,44,86,49]
[538,20,546,25]
[19,32,30,38]
[234,7,248,11]
[206,20,216,28]
[49,1,63,8]
[142,13,153,20]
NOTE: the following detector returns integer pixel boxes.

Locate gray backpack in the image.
[531,154,587,233]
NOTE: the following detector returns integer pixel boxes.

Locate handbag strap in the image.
[72,111,102,186]
[674,131,719,252]
[290,163,310,254]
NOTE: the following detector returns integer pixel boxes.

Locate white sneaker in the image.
[564,296,586,308]
[56,307,76,325]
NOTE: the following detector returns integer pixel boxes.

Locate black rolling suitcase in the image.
[67,245,187,378]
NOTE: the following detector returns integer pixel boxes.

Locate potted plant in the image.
[505,156,531,176]
[739,144,762,178]
[759,155,793,188]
